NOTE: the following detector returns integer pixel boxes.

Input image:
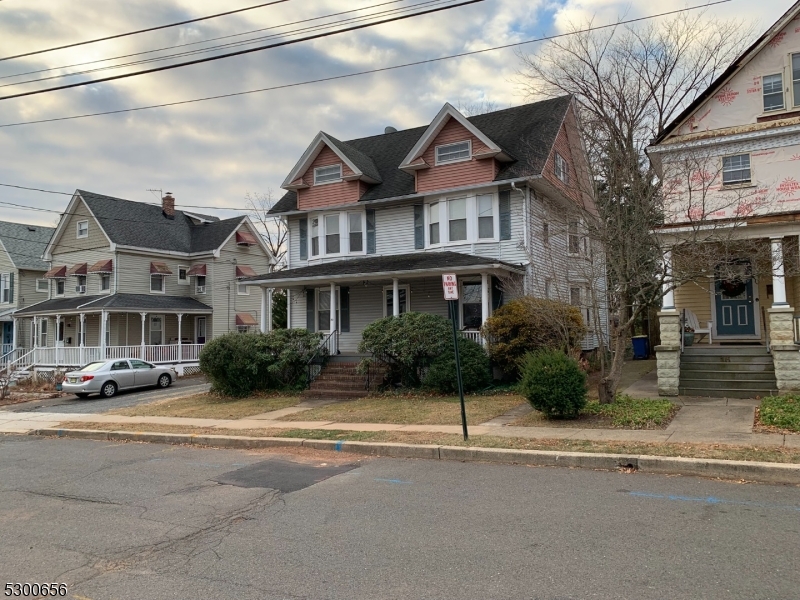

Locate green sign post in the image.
[443,273,468,440]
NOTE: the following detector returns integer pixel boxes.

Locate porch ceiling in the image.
[242,251,526,286]
[14,293,213,316]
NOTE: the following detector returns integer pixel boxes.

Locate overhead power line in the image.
[0,0,733,128]
[0,0,451,90]
[0,0,293,63]
[0,0,409,84]
[0,0,483,100]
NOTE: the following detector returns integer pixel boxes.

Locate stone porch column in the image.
[655,311,681,396]
[768,237,798,392]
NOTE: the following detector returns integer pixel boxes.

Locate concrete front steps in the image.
[679,346,778,398]
[302,361,383,400]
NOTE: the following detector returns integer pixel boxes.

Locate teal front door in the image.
[715,272,755,336]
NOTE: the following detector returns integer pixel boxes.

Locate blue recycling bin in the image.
[631,335,650,360]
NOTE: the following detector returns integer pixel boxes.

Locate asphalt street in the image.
[4,377,209,414]
[1,435,798,600]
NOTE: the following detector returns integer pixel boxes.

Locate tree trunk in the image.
[598,327,627,404]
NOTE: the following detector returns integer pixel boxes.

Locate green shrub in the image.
[423,337,492,394]
[760,395,800,432]
[199,329,321,397]
[358,312,452,387]
[482,297,586,380]
[519,349,587,419]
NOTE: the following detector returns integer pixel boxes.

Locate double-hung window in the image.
[763,73,784,112]
[436,141,470,165]
[150,274,165,293]
[448,198,468,242]
[39,319,48,347]
[314,164,342,185]
[325,214,340,254]
[554,152,569,183]
[100,274,111,292]
[348,213,363,252]
[56,279,65,296]
[477,194,494,239]
[722,154,751,186]
[310,218,320,256]
[793,54,800,107]
[0,274,8,303]
[568,220,581,255]
[76,220,88,239]
[428,202,441,244]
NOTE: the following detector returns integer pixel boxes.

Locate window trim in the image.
[177,265,189,285]
[306,211,367,259]
[721,152,752,187]
[315,287,341,332]
[75,274,87,294]
[237,282,250,296]
[382,284,411,317]
[568,219,583,256]
[149,314,165,346]
[792,53,800,108]
[55,279,65,297]
[76,220,89,239]
[0,274,9,304]
[39,318,48,347]
[313,164,343,186]
[762,72,785,112]
[36,278,48,293]
[554,152,569,183]
[99,273,111,294]
[150,273,166,294]
[435,140,472,166]
[195,275,206,295]
[425,191,499,247]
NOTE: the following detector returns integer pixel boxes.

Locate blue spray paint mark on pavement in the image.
[335,440,344,452]
[629,491,800,511]
[374,478,412,484]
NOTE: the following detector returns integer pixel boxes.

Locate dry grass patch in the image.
[280,393,525,425]
[109,393,301,420]
[52,422,800,464]
[512,396,679,430]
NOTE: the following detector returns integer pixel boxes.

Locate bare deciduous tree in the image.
[245,190,287,268]
[516,11,755,403]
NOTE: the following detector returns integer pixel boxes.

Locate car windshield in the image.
[78,362,106,372]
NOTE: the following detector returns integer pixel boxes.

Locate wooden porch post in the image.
[79,313,85,365]
[55,314,61,367]
[260,287,268,333]
[140,312,147,360]
[330,282,337,333]
[392,278,400,317]
[100,311,107,359]
[480,273,489,325]
[177,313,183,363]
[11,317,17,350]
[32,316,38,365]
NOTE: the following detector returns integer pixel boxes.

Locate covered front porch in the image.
[10,293,213,368]
[248,251,526,354]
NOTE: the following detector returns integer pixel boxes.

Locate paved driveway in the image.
[4,376,209,415]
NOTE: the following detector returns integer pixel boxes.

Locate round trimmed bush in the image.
[519,349,587,419]
[423,337,491,394]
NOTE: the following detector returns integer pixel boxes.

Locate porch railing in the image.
[9,344,206,368]
[306,330,338,388]
[459,330,485,346]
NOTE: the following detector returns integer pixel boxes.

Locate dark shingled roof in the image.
[0,221,55,271]
[270,96,572,214]
[325,133,382,183]
[243,251,524,283]
[77,190,244,253]
[15,293,213,315]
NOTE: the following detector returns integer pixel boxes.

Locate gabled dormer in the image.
[399,103,513,193]
[282,132,382,210]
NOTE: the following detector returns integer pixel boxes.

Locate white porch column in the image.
[480,273,490,325]
[32,316,38,348]
[140,312,147,360]
[11,317,17,350]
[260,287,269,333]
[392,278,400,317]
[771,237,788,306]
[55,314,61,367]
[79,313,85,365]
[177,313,183,363]
[100,311,107,358]
[330,282,337,333]
[286,290,292,329]
[267,289,273,333]
[661,249,676,311]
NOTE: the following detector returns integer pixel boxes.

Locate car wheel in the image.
[100,381,117,398]
[157,373,172,388]
[75,393,90,399]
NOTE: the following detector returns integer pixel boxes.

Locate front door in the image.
[715,261,756,336]
[196,317,206,344]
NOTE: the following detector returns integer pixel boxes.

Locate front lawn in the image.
[280,393,525,425]
[512,395,679,430]
[758,395,800,433]
[110,393,301,420]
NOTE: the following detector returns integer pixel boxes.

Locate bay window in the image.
[325,214,340,254]
[311,218,320,256]
[429,202,440,244]
[477,194,493,239]
[448,198,467,242]
[306,212,366,258]
[349,213,363,252]
[794,54,800,107]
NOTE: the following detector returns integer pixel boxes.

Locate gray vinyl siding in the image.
[55,199,110,252]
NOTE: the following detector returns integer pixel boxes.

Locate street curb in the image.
[29,428,800,484]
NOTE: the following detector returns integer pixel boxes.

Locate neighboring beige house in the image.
[12,190,273,372]
[648,0,800,397]
[0,221,55,358]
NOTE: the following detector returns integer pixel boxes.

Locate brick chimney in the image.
[162,192,175,218]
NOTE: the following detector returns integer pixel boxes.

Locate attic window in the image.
[76,220,88,239]
[314,164,342,185]
[435,141,471,165]
[555,152,569,183]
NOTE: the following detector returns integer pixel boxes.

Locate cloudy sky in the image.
[0,0,793,228]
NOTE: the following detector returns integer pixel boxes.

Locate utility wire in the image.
[0,0,293,62]
[0,0,483,100]
[0,0,452,90]
[0,0,408,83]
[0,0,734,128]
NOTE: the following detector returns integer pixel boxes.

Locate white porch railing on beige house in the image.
[458,330,486,346]
[16,343,205,368]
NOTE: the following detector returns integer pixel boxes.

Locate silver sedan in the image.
[62,359,176,399]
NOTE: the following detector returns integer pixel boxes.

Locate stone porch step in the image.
[678,386,777,399]
[679,377,778,390]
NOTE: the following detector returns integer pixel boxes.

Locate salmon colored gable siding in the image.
[542,106,595,213]
[296,145,362,210]
[416,118,496,193]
